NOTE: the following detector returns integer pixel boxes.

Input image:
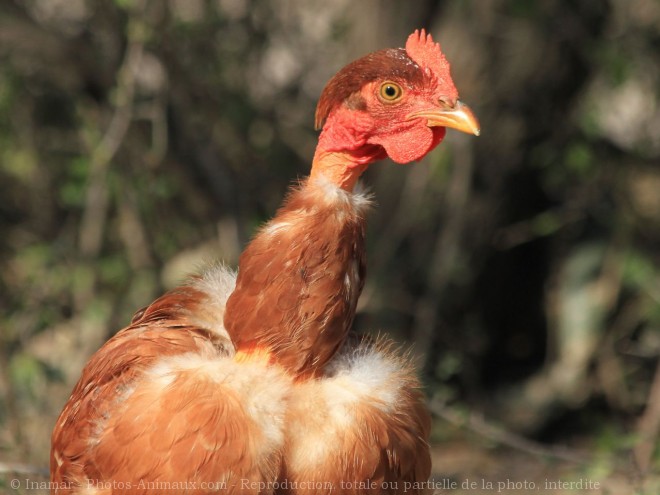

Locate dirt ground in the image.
[430,441,658,495]
[3,446,657,495]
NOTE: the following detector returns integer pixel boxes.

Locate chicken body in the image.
[51,269,430,495]
[51,30,479,494]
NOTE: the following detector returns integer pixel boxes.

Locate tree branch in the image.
[634,358,660,473]
[77,3,148,260]
[430,398,596,465]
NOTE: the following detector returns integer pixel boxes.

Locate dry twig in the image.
[634,359,660,473]
[430,398,595,465]
[77,34,145,259]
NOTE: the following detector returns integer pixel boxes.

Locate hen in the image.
[51,29,479,494]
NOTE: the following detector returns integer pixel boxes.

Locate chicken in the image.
[50,29,479,494]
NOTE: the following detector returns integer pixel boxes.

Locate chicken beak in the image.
[408,100,481,136]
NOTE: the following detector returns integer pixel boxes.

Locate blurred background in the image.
[1,0,659,493]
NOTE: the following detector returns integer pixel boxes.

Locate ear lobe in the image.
[369,125,445,164]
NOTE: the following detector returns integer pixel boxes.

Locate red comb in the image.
[405,29,458,98]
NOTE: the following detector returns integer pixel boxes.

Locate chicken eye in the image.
[379,82,403,102]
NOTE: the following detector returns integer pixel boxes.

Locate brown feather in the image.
[314,48,424,130]
[224,178,371,377]
[278,336,432,495]
[50,270,292,494]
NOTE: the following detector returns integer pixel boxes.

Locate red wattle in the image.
[370,125,445,164]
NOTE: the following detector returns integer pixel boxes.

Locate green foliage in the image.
[622,248,657,289]
[595,44,634,87]
[2,148,38,184]
[8,354,46,403]
[58,157,90,208]
[564,142,594,178]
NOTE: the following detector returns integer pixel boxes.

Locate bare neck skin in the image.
[309,149,370,191]
[309,114,385,191]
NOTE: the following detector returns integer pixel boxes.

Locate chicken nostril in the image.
[438,96,457,109]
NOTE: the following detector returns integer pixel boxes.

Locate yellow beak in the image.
[408,100,481,136]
